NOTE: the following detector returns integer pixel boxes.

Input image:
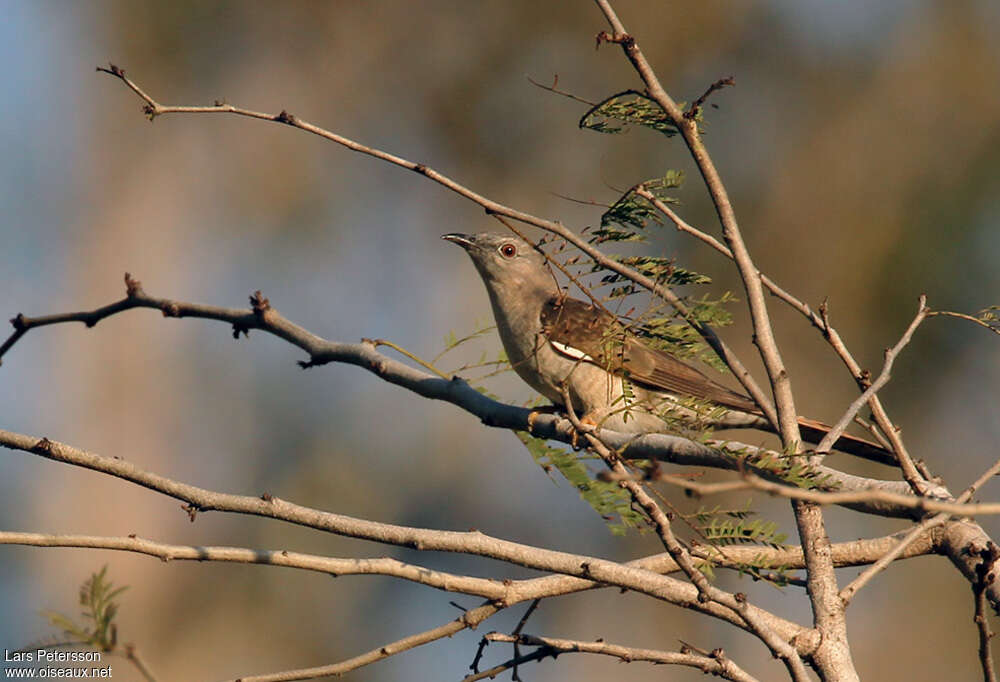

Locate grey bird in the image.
[443,231,891,460]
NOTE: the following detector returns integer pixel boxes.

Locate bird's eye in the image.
[499,243,517,259]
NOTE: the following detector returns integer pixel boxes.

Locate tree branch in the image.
[0,532,510,600]
[0,428,811,648]
[813,297,928,494]
[230,601,501,682]
[477,632,761,682]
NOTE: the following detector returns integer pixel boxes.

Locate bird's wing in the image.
[539,297,893,459]
[539,296,758,413]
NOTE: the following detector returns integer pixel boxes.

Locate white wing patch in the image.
[549,339,594,363]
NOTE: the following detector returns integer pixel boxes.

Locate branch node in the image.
[124,272,143,298]
[595,30,632,49]
[250,290,271,317]
[859,369,872,389]
[10,313,27,331]
[161,302,181,318]
[33,437,54,455]
[274,110,296,125]
[684,76,735,120]
[96,62,125,78]
[181,503,200,522]
[299,353,332,369]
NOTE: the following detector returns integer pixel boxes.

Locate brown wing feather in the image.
[540,297,892,459]
[540,296,757,412]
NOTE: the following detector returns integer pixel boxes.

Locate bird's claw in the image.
[526,405,560,434]
[570,412,599,450]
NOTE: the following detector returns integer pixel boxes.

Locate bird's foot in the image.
[526,405,560,434]
[569,411,600,450]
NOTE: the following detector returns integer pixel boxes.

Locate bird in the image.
[443,231,892,461]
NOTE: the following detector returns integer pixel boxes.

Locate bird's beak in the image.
[441,233,476,250]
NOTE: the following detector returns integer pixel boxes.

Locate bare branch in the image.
[526,73,597,106]
[479,632,761,682]
[121,644,157,682]
[973,543,1000,682]
[230,601,501,682]
[841,444,1000,607]
[813,297,929,487]
[839,515,950,606]
[0,428,811,647]
[462,646,552,682]
[928,308,1000,337]
[653,469,1000,517]
[0,527,943,595]
[684,75,736,120]
[0,532,510,600]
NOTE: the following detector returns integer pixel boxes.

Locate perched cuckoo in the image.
[443,231,890,460]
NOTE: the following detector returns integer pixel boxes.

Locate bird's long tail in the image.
[795,416,895,465]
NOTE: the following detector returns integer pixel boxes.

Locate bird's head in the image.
[442,232,554,295]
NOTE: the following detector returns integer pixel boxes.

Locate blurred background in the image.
[1,1,998,680]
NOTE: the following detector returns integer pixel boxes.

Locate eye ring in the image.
[499,243,517,259]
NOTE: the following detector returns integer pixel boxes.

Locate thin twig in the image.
[462,647,553,682]
[480,632,761,682]
[813,297,929,490]
[839,514,950,606]
[369,338,449,379]
[973,543,1000,682]
[231,601,503,682]
[653,469,1000,517]
[928,309,1000,337]
[122,644,158,682]
[684,76,735,119]
[0,532,510,599]
[510,600,541,682]
[526,74,598,106]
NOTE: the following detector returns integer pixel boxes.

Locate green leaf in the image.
[580,90,683,138]
[600,257,711,288]
[43,565,128,652]
[728,444,842,490]
[514,431,645,535]
[702,517,787,549]
[591,172,683,245]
